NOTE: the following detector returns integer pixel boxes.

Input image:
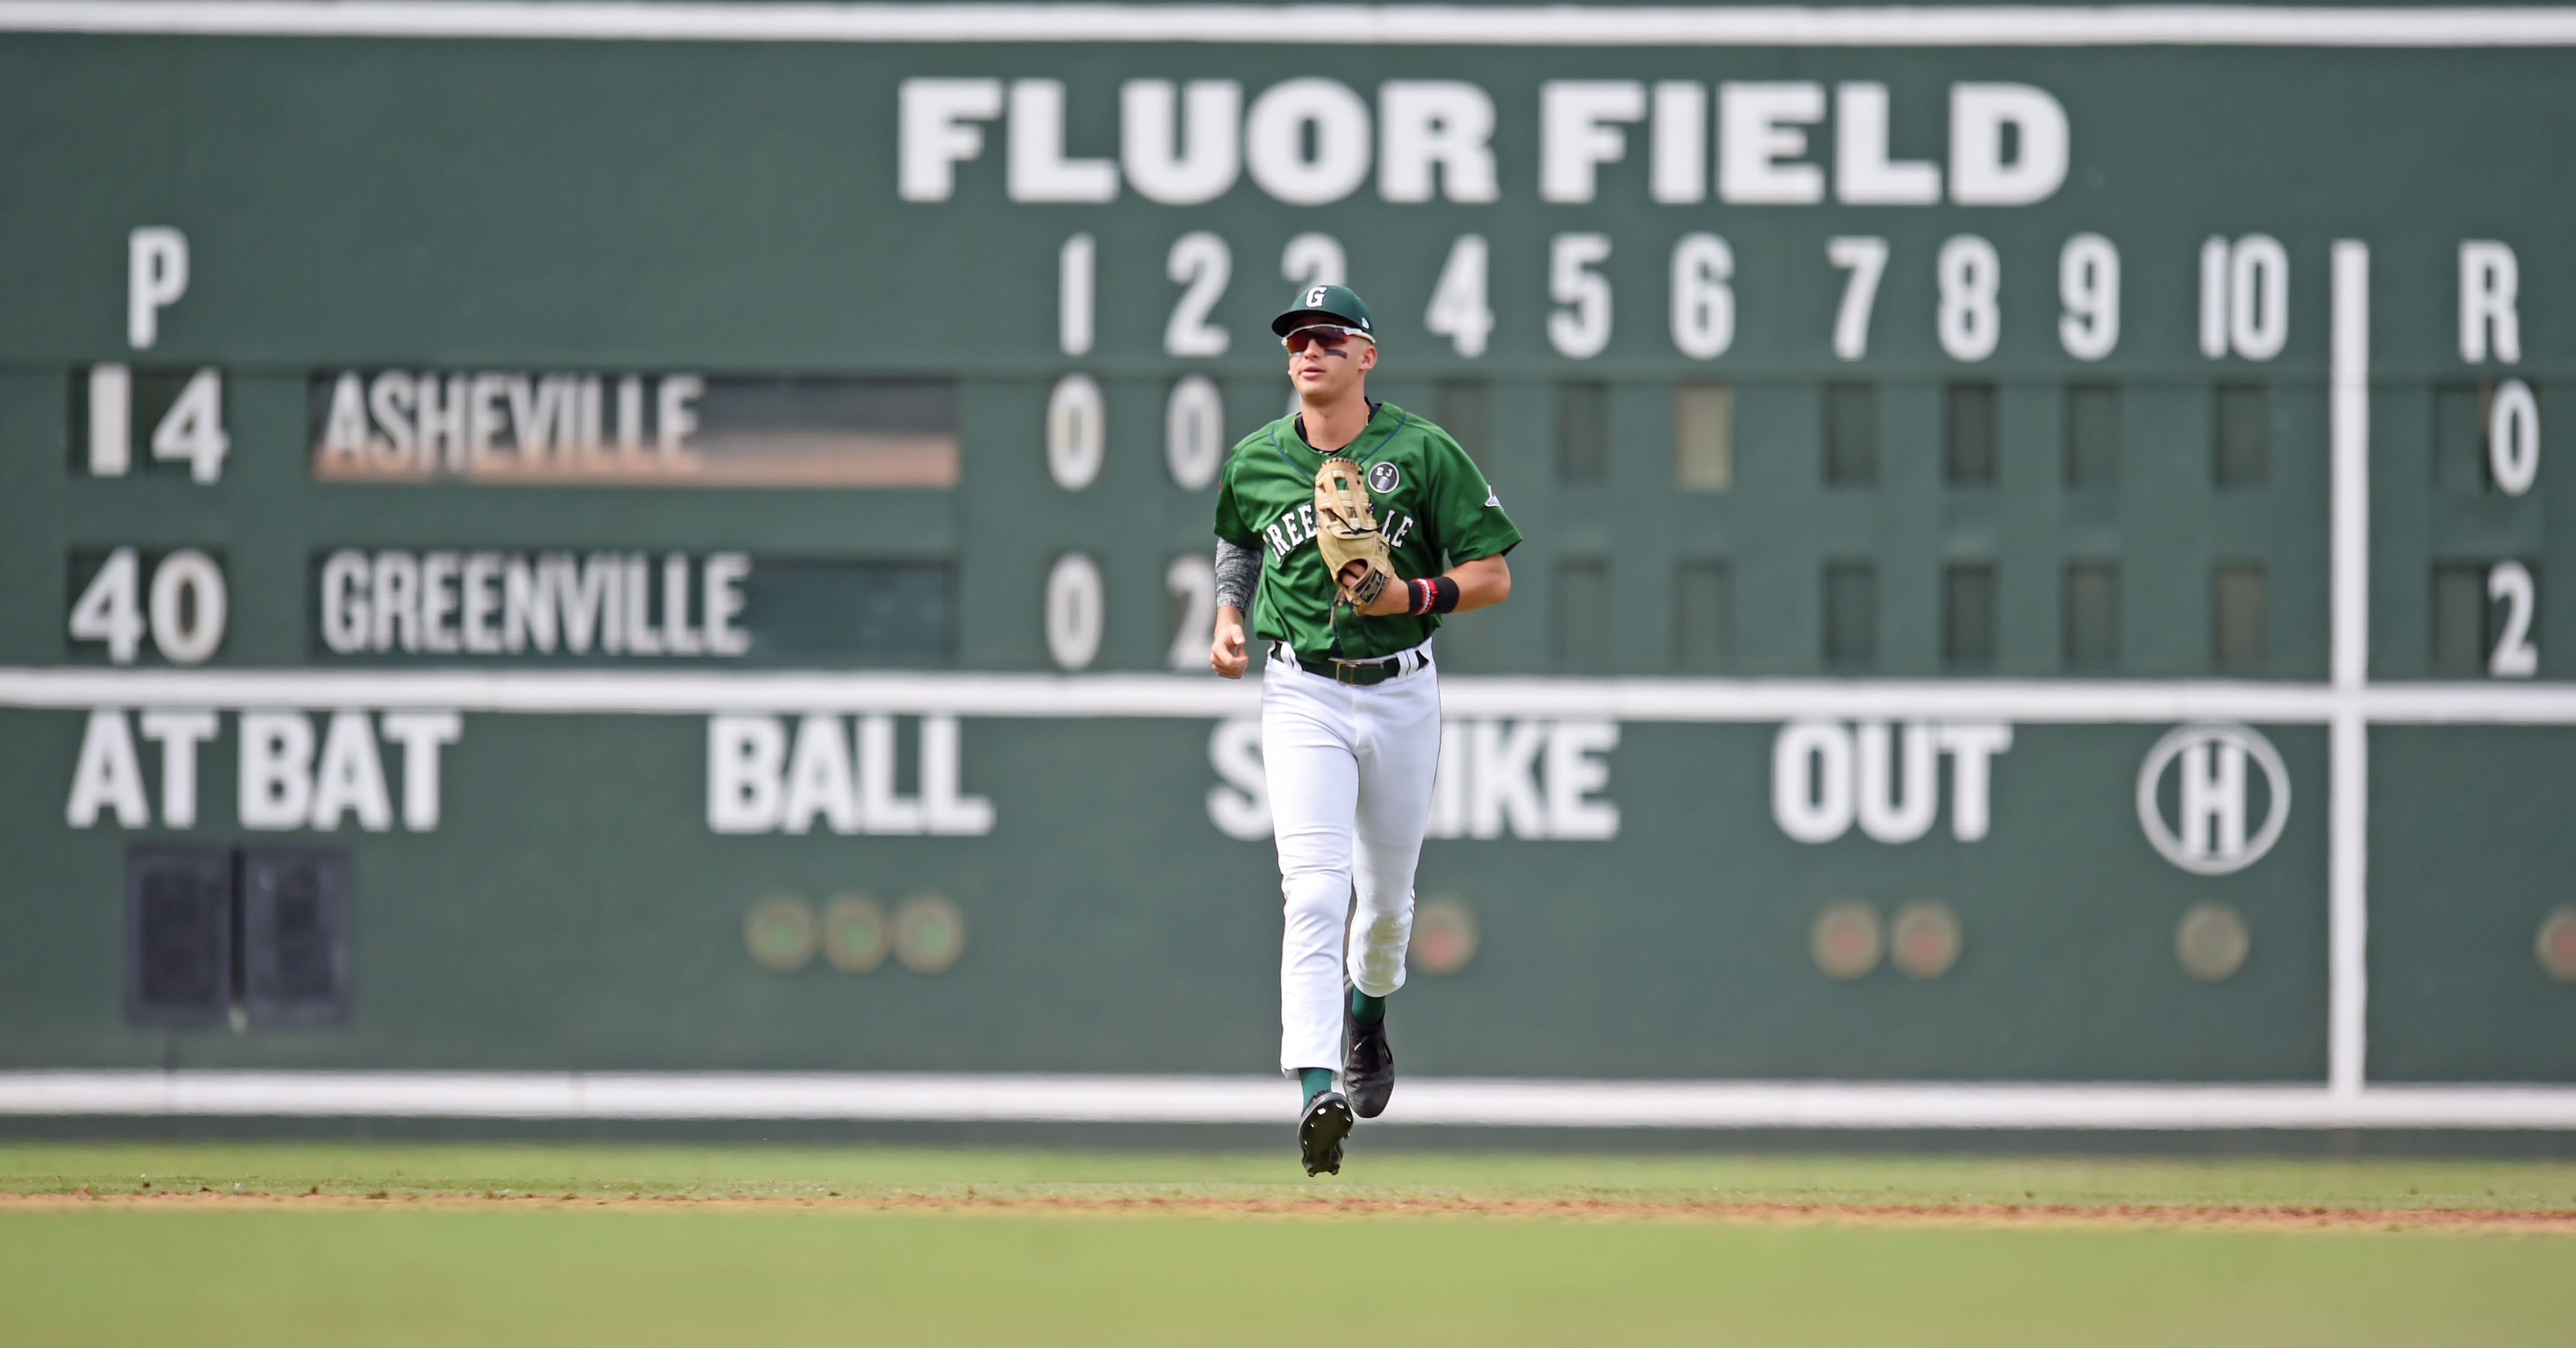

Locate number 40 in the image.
[68,548,228,665]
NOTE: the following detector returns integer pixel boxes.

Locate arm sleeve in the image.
[1427,431,1523,564]
[1212,538,1260,612]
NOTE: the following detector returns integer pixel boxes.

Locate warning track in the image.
[7,1188,2574,1234]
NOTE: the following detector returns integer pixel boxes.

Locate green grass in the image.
[2,1145,2573,1347]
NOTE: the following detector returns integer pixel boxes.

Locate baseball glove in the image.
[1313,456,1393,608]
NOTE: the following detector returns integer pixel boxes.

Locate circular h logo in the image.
[2135,724,2290,875]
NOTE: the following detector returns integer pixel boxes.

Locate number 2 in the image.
[1165,233,1230,358]
[2490,560,2538,678]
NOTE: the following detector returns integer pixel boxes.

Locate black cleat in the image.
[1298,1091,1354,1176]
[1344,995,1394,1120]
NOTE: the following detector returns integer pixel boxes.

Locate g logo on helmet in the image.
[1305,285,1329,309]
[1367,462,1402,494]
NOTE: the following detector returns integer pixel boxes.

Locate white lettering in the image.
[1777,720,2013,843]
[1468,720,1548,840]
[1834,82,1940,205]
[66,710,149,828]
[1772,720,1854,843]
[1243,78,1373,206]
[704,552,752,655]
[1206,718,1270,841]
[307,710,392,832]
[780,713,860,834]
[1008,78,1118,202]
[656,374,702,458]
[320,550,369,654]
[461,552,502,655]
[1122,79,1242,205]
[380,710,461,831]
[1948,83,2068,206]
[1379,81,1497,203]
[419,551,461,654]
[857,714,926,834]
[1719,82,1825,205]
[1540,80,1645,204]
[239,711,315,831]
[899,77,1004,201]
[1935,722,2013,841]
[1649,81,1707,204]
[708,714,786,834]
[2459,240,2521,364]
[920,714,996,836]
[127,226,188,350]
[1542,720,1620,840]
[139,709,218,829]
[1854,721,1938,843]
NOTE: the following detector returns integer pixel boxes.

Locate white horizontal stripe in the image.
[7,1071,2576,1128]
[5,667,2576,724]
[2,3,2575,47]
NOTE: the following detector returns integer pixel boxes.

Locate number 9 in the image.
[2059,234,2121,362]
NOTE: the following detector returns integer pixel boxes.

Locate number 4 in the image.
[69,549,147,664]
[1425,234,1492,359]
[153,369,228,482]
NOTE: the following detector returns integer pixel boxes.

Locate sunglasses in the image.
[1282,324,1373,353]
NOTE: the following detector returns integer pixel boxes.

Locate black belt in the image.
[1271,642,1430,687]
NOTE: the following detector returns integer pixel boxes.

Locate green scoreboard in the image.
[2,2,2573,1129]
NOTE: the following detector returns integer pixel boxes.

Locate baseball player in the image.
[1207,284,1521,1175]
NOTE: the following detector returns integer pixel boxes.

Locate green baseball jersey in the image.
[1212,401,1522,661]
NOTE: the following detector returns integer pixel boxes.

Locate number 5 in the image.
[1548,233,1611,360]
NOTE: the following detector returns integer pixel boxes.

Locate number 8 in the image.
[1938,235,2000,362]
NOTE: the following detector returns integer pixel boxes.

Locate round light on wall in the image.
[1412,895,1480,977]
[894,893,967,974]
[744,893,816,973]
[1811,900,1883,980]
[821,893,889,974]
[2536,907,2576,983]
[2175,902,2252,983]
[1889,900,1963,980]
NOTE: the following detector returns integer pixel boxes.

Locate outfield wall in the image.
[2,3,2573,1122]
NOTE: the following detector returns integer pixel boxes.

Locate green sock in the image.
[1299,1068,1336,1108]
[1349,988,1386,1025]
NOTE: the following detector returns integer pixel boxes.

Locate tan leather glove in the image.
[1313,456,1394,608]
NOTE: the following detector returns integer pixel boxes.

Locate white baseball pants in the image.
[1263,645,1442,1077]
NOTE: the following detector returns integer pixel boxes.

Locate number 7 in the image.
[1826,236,1889,362]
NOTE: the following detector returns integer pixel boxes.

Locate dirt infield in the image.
[8,1187,2574,1234]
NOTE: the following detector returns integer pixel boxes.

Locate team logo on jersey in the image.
[1484,490,1500,508]
[1367,462,1402,494]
